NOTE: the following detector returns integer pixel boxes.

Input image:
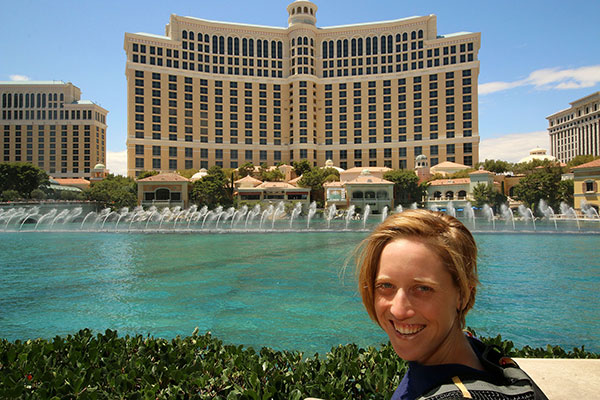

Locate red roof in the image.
[571,159,600,170]
[428,178,470,186]
[137,173,189,182]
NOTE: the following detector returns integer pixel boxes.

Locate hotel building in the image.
[124,1,480,177]
[0,81,108,178]
[547,91,600,163]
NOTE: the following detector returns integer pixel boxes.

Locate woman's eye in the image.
[417,285,433,292]
[376,282,393,289]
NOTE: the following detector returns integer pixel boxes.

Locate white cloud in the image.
[479,65,600,95]
[106,150,128,176]
[9,74,30,81]
[479,131,549,163]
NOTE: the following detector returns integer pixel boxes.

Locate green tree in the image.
[512,159,561,175]
[0,162,49,198]
[298,167,340,206]
[176,168,199,179]
[136,170,159,180]
[383,169,427,206]
[567,154,600,169]
[557,179,574,207]
[259,165,284,182]
[476,159,513,174]
[190,166,233,208]
[512,166,569,211]
[237,162,255,178]
[86,174,138,210]
[292,160,312,177]
[471,183,507,210]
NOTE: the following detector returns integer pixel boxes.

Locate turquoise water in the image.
[0,232,598,354]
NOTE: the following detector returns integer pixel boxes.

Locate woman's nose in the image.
[389,290,415,319]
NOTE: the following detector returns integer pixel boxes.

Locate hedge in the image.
[0,328,596,399]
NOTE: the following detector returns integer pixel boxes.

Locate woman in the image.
[356,209,547,400]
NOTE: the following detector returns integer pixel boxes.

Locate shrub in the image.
[30,189,47,200]
[0,329,596,399]
[1,190,20,202]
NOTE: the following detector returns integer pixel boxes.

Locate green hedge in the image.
[0,328,596,399]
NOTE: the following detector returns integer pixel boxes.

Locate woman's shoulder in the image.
[417,336,549,400]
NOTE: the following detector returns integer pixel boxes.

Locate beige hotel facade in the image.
[547,91,600,164]
[124,0,480,177]
[0,81,108,179]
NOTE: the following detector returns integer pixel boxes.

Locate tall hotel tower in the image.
[0,81,108,178]
[124,1,480,177]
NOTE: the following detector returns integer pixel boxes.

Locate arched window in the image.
[403,32,408,41]
[197,32,202,41]
[257,39,262,57]
[291,8,295,14]
[388,35,393,52]
[277,41,283,59]
[434,191,442,199]
[322,41,327,59]
[372,36,378,54]
[249,39,254,57]
[411,31,416,40]
[328,40,334,58]
[304,6,308,13]
[352,191,364,199]
[445,191,454,200]
[242,38,248,56]
[310,38,314,46]
[155,188,170,201]
[219,36,225,54]
[297,7,301,14]
[303,37,308,45]
[234,37,240,55]
[212,35,218,53]
[204,34,209,43]
[381,35,386,53]
[263,39,269,57]
[227,37,233,55]
[182,30,187,39]
[366,37,371,55]
[396,33,401,42]
[59,93,64,102]
[365,191,376,199]
[336,39,342,58]
[292,38,295,47]
[418,30,424,39]
[271,40,276,59]
[343,39,348,57]
[357,38,363,56]
[377,190,388,199]
[351,38,357,56]
[189,31,194,40]
[458,190,467,199]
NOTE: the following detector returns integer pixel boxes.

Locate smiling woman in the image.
[356,210,549,399]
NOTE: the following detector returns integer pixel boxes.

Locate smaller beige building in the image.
[571,158,600,211]
[234,177,311,210]
[326,169,394,213]
[137,172,191,209]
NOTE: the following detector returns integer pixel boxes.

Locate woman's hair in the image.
[356,209,478,328]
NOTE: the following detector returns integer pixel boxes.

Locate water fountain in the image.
[2,199,600,234]
[500,204,516,230]
[362,205,371,229]
[482,204,496,230]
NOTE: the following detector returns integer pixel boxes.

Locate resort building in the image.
[137,172,191,209]
[547,92,600,163]
[571,158,600,212]
[0,81,108,179]
[124,1,481,177]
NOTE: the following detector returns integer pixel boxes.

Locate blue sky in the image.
[2,0,599,175]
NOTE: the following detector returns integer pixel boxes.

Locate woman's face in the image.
[374,238,464,365]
